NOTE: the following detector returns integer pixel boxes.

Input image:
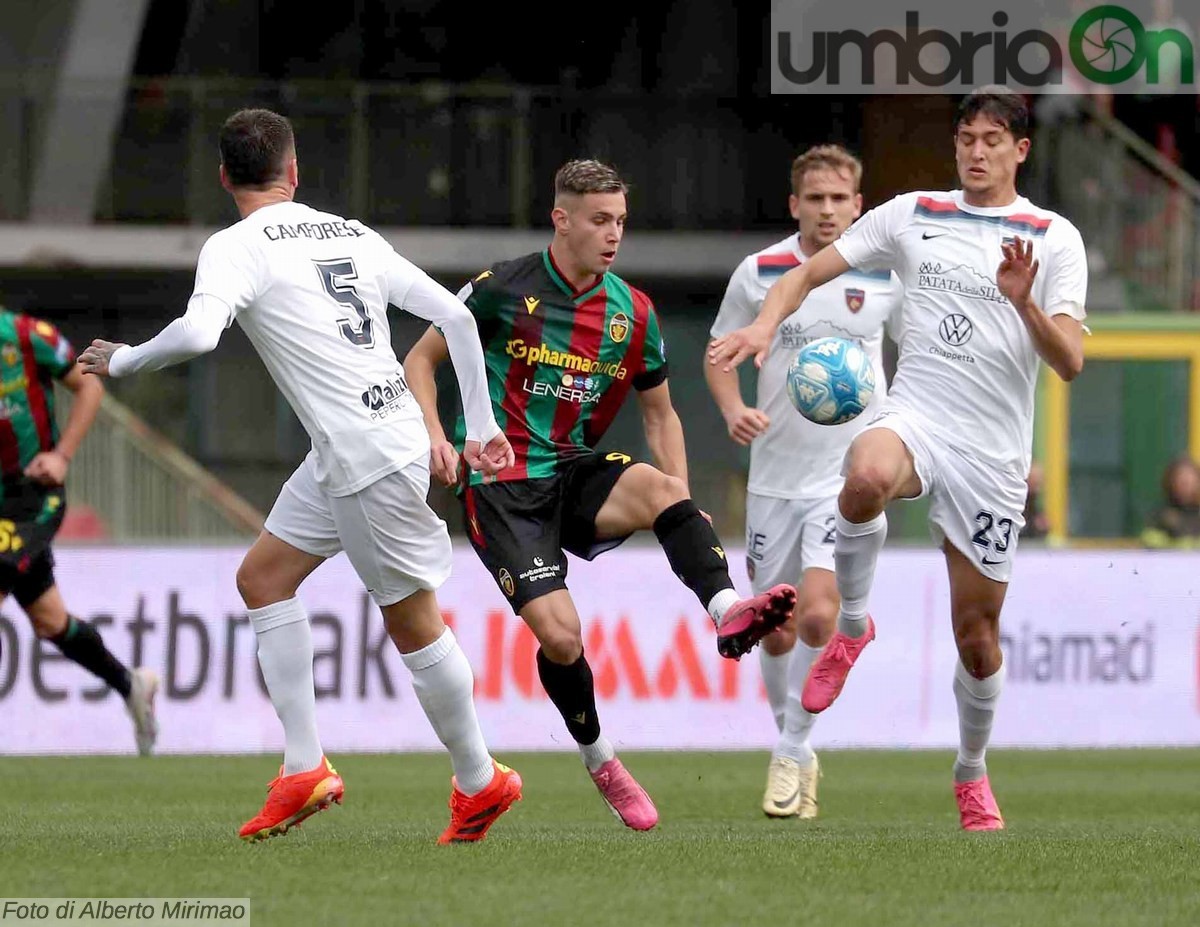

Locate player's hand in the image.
[707,323,773,371]
[997,235,1039,311]
[463,433,514,478]
[723,405,770,446]
[429,439,460,488]
[24,450,69,487]
[77,339,125,377]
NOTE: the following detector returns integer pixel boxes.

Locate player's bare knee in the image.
[30,611,66,639]
[954,615,1002,676]
[236,564,282,610]
[651,473,689,516]
[798,600,837,647]
[537,626,583,664]
[840,468,890,520]
[763,623,796,655]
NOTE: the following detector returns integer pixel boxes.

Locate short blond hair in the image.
[554,159,628,198]
[790,145,863,196]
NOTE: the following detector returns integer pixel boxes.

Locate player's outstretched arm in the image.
[398,272,510,478]
[708,245,850,371]
[24,364,102,487]
[636,381,690,492]
[403,325,461,486]
[703,354,769,446]
[78,295,230,378]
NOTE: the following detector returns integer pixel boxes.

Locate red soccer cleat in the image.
[716,584,797,660]
[801,616,876,713]
[438,760,523,844]
[238,756,344,842]
[955,775,1005,831]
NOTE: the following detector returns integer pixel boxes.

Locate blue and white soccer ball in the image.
[786,337,876,426]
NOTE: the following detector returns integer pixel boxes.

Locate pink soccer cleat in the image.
[954,775,1005,831]
[589,758,658,831]
[801,616,875,713]
[715,584,797,660]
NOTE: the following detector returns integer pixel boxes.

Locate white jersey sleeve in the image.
[108,294,232,376]
[710,256,760,338]
[385,254,500,444]
[834,193,916,272]
[1041,220,1088,320]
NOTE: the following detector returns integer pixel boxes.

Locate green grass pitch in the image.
[2,750,1197,926]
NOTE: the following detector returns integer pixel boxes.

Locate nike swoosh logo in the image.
[922,231,948,239]
[981,556,1005,565]
[772,789,800,810]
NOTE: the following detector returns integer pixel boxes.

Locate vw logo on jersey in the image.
[939,314,974,346]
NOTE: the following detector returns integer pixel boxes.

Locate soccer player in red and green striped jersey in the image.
[405,160,797,830]
[0,305,158,754]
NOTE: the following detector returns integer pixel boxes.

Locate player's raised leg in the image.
[235,530,341,842]
[22,579,159,756]
[945,541,1008,831]
[523,589,658,831]
[803,428,919,713]
[594,462,796,660]
[766,566,836,818]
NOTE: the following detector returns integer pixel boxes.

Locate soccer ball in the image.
[786,337,876,425]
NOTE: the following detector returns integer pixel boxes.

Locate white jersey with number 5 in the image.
[191,201,477,496]
[712,233,901,500]
[834,190,1087,475]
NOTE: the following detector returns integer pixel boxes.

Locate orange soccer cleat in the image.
[438,760,523,844]
[238,756,344,842]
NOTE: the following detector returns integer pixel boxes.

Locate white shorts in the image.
[744,492,838,595]
[859,407,1027,582]
[264,455,452,606]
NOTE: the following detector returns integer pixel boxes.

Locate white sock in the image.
[706,587,739,626]
[952,659,1006,782]
[759,647,790,732]
[834,510,887,638]
[579,733,616,773]
[249,597,323,776]
[774,641,822,764]
[401,628,494,796]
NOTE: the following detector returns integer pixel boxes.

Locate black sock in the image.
[51,616,132,698]
[653,499,734,607]
[536,648,602,745]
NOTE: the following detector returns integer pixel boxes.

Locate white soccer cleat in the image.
[762,755,820,819]
[125,667,160,757]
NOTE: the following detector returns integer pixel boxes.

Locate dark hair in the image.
[1163,455,1200,504]
[219,109,295,187]
[554,159,628,198]
[955,85,1029,141]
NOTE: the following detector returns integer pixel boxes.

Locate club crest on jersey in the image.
[498,568,515,597]
[845,288,865,312]
[608,312,630,343]
[1,344,18,366]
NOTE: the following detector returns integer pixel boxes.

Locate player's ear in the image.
[219,163,233,193]
[551,205,570,235]
[852,192,863,219]
[287,156,299,189]
[1014,136,1030,164]
[788,193,801,221]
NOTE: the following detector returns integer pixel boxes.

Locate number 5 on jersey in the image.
[314,258,374,348]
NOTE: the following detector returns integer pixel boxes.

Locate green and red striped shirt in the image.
[0,308,75,499]
[453,249,668,486]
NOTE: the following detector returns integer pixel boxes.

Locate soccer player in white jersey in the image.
[78,109,523,845]
[709,87,1087,830]
[705,145,900,819]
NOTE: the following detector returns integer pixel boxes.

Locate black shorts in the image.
[462,451,637,612]
[0,483,65,608]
